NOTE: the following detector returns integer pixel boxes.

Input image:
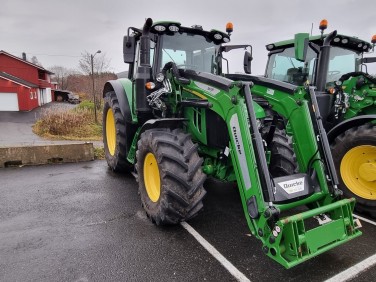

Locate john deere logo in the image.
[195,82,220,95]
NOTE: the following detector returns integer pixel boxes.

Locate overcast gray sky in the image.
[1,0,375,74]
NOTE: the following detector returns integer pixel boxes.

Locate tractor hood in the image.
[179,69,233,92]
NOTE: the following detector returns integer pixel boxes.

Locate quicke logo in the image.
[283,180,303,189]
[278,177,305,194]
[232,126,242,154]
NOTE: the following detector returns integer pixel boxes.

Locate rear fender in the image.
[103,79,136,123]
[327,115,376,143]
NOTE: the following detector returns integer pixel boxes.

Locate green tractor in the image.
[263,20,376,217]
[102,18,361,268]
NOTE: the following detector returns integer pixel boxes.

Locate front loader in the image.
[102,18,361,268]
[263,20,376,217]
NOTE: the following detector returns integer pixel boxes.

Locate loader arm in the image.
[224,81,361,268]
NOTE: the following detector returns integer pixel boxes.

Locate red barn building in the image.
[0,50,54,111]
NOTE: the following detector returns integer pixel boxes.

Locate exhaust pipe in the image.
[140,18,153,66]
[316,30,337,92]
[136,18,153,116]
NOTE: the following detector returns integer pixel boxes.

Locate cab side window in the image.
[132,40,155,79]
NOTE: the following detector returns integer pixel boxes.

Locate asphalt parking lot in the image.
[1,160,375,281]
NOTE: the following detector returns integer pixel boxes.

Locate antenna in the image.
[310,23,313,36]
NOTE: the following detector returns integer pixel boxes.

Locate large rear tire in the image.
[331,124,376,217]
[136,128,207,225]
[103,91,134,172]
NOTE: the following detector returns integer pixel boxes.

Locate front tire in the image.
[265,128,297,177]
[136,128,206,225]
[103,91,134,172]
[331,124,376,217]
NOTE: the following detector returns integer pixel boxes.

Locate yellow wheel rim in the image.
[340,145,376,200]
[106,108,116,156]
[143,153,161,202]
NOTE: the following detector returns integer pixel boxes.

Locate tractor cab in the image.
[124,20,252,75]
[122,20,253,119]
[124,21,232,77]
[265,28,374,89]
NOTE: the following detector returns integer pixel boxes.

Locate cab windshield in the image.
[266,46,361,86]
[265,47,316,85]
[327,47,361,82]
[158,33,219,74]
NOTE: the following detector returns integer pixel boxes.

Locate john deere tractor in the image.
[264,20,376,217]
[102,18,361,268]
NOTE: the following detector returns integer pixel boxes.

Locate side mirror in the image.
[244,51,253,74]
[294,33,309,62]
[123,36,136,63]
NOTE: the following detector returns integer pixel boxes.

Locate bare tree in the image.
[49,65,76,90]
[78,51,112,112]
[78,51,111,75]
[31,55,42,66]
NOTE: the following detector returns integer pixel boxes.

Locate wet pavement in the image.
[0,161,375,281]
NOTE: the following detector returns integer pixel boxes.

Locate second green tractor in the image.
[264,20,376,217]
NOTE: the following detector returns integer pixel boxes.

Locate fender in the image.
[327,115,376,143]
[125,118,187,164]
[103,79,137,123]
[138,118,187,135]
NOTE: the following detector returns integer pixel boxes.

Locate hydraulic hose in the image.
[162,62,190,85]
[339,71,376,83]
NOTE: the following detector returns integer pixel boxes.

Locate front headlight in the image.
[156,72,165,82]
[154,25,166,32]
[169,25,179,32]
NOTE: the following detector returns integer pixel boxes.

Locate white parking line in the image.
[324,214,376,281]
[181,214,375,282]
[324,253,376,282]
[353,214,376,227]
[180,222,251,282]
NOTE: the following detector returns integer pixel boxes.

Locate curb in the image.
[0,143,95,168]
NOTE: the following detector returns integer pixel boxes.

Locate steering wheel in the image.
[328,71,341,76]
[177,64,198,70]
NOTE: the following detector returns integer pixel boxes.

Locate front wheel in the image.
[331,124,376,217]
[262,127,297,177]
[268,129,297,177]
[136,128,206,225]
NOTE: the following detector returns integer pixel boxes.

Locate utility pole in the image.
[91,50,101,123]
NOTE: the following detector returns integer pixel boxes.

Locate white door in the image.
[45,88,52,103]
[37,89,44,106]
[0,92,19,111]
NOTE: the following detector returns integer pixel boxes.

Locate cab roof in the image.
[131,20,231,45]
[266,33,372,53]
